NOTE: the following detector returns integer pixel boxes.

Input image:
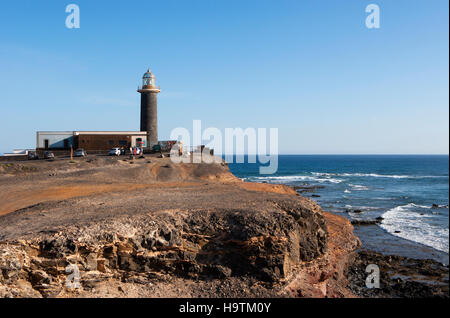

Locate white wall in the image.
[36,131,74,149]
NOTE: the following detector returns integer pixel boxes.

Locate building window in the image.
[109,140,114,145]
[119,140,127,146]
[44,139,49,149]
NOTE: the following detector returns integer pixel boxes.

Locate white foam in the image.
[246,175,343,184]
[380,204,449,253]
[311,172,447,179]
[246,172,447,184]
[404,203,431,209]
[349,184,369,191]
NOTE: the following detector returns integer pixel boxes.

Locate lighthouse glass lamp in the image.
[142,69,156,87]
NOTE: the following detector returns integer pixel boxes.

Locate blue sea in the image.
[227,155,449,256]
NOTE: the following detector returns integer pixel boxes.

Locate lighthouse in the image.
[138,68,160,147]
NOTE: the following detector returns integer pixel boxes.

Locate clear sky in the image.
[0,0,448,154]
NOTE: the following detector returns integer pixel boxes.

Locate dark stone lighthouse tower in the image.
[138,68,160,147]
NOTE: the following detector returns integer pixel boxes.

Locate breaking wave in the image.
[245,175,343,184]
[311,172,446,179]
[349,184,369,191]
[380,203,449,253]
[245,172,447,184]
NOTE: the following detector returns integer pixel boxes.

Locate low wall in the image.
[0,155,28,162]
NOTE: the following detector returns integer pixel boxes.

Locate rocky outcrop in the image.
[0,158,360,298]
[284,212,361,298]
[0,196,332,297]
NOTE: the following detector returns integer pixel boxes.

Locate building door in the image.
[44,139,49,149]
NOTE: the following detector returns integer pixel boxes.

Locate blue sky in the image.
[0,0,448,154]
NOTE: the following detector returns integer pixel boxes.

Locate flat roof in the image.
[37,131,148,136]
[74,131,147,135]
[37,131,73,134]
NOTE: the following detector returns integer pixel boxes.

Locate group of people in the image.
[129,146,143,159]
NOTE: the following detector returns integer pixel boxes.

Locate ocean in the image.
[227,155,449,257]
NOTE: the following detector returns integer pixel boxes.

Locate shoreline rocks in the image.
[351,217,384,226]
[347,250,449,298]
[293,185,325,193]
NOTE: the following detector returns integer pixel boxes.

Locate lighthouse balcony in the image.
[137,85,161,93]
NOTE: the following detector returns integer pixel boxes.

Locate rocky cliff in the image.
[0,158,360,297]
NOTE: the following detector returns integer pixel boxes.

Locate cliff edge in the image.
[0,157,360,297]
